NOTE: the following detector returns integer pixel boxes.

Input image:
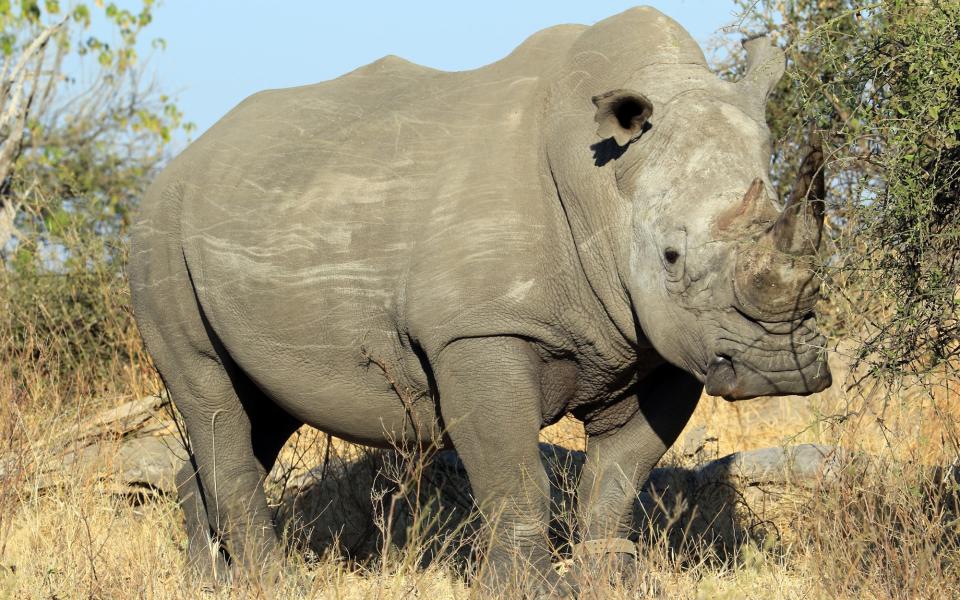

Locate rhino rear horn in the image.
[736,36,786,121]
[772,132,826,254]
[592,89,653,147]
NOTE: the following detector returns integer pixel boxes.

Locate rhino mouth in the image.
[705,354,738,395]
[704,311,831,400]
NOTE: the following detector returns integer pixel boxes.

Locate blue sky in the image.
[94,1,744,144]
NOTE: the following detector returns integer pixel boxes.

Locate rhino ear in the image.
[592,89,653,147]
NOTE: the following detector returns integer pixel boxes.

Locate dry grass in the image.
[2,323,959,599]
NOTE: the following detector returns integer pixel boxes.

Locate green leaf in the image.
[72,3,89,26]
[0,33,14,56]
[20,0,39,20]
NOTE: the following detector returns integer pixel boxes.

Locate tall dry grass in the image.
[1,269,959,599]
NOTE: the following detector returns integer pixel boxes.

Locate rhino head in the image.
[591,38,832,400]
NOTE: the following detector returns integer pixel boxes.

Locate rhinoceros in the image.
[129,5,831,595]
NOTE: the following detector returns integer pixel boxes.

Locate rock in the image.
[5,395,186,495]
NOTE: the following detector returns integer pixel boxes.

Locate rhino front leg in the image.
[574,364,701,585]
[433,337,569,598]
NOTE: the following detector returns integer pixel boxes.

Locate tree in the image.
[714,0,960,380]
[0,0,190,402]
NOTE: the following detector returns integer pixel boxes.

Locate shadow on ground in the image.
[275,443,841,568]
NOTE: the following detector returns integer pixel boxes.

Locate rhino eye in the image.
[658,228,687,285]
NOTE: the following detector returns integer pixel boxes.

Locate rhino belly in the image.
[183,231,441,447]
[220,309,442,447]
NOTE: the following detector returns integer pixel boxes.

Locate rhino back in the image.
[143,24,594,410]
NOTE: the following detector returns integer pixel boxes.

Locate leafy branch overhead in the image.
[0,0,191,253]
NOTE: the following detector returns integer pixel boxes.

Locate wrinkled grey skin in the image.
[129,6,831,595]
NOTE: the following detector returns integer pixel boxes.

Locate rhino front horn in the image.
[771,133,826,255]
[732,135,826,321]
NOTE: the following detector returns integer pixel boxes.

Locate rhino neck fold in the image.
[541,111,640,356]
[546,156,639,353]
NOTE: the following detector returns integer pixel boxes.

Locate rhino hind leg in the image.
[175,459,229,580]
[172,378,302,583]
[131,185,303,582]
[160,332,303,584]
[134,270,300,581]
